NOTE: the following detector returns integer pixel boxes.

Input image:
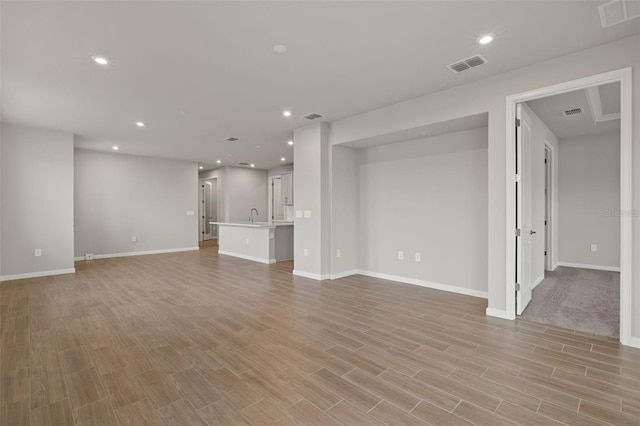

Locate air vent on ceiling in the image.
[225,137,239,142]
[447,55,488,73]
[238,162,249,166]
[301,112,324,120]
[562,107,584,117]
[598,0,640,28]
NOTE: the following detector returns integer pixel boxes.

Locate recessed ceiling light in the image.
[135,121,145,127]
[112,146,119,151]
[288,140,294,145]
[283,110,292,117]
[478,34,494,45]
[273,45,287,54]
[199,166,203,170]
[281,157,286,162]
[92,56,109,65]
[250,164,255,168]
[216,160,222,164]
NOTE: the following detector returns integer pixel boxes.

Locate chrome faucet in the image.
[249,208,259,224]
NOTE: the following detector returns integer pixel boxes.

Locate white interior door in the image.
[516,104,534,314]
[272,177,284,221]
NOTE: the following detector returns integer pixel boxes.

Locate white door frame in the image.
[544,142,554,272]
[505,68,633,346]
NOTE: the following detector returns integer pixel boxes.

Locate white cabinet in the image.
[281,173,293,205]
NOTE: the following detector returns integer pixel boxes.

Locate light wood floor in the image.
[1,245,639,425]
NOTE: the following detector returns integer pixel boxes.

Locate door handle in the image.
[530,230,536,235]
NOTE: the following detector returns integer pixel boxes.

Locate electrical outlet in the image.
[35,248,42,257]
[304,248,309,257]
[336,249,341,258]
[398,251,404,260]
[415,253,421,262]
[131,236,137,242]
[304,210,312,218]
[590,244,597,252]
[85,253,94,261]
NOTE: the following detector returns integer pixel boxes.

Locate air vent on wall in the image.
[225,137,239,142]
[447,54,488,73]
[301,112,324,120]
[598,0,640,28]
[562,107,584,117]
[238,162,249,166]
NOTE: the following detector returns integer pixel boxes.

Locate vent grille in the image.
[562,107,584,117]
[301,112,324,120]
[447,55,488,73]
[598,0,640,28]
[225,137,239,142]
[238,162,249,166]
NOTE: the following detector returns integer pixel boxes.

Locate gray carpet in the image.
[520,266,620,338]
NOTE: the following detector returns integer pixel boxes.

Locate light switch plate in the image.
[304,210,311,218]
[186,210,195,216]
[415,253,421,262]
[398,251,404,260]
[304,248,309,257]
[35,249,42,257]
[590,244,597,252]
[296,210,303,218]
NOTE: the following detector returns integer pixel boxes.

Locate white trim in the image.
[292,270,330,280]
[330,270,358,280]
[357,270,487,299]
[218,250,275,264]
[75,247,199,262]
[557,262,621,273]
[532,274,545,290]
[486,308,509,319]
[505,67,633,345]
[1,268,76,282]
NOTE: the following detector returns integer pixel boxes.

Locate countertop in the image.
[210,221,294,228]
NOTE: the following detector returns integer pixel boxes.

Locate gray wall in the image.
[1,124,75,278]
[559,132,621,269]
[331,146,359,276]
[522,104,560,281]
[357,128,488,295]
[200,166,268,223]
[324,34,639,335]
[74,149,198,257]
[293,122,331,278]
[225,167,268,222]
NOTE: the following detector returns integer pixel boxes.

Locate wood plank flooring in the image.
[1,245,639,425]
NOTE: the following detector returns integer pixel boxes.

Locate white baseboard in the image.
[625,336,640,349]
[218,250,275,264]
[356,270,487,299]
[486,307,512,319]
[1,268,76,282]
[557,262,620,272]
[75,247,199,262]
[532,274,545,290]
[330,270,358,280]
[292,270,330,280]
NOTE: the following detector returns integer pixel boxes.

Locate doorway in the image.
[199,178,218,242]
[270,176,284,221]
[505,68,632,345]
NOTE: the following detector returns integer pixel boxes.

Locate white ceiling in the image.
[2,1,638,170]
[526,82,621,139]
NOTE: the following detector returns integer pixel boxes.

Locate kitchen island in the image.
[210,221,293,264]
